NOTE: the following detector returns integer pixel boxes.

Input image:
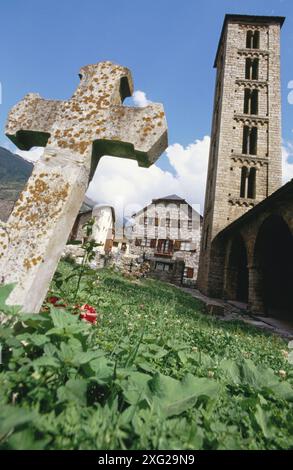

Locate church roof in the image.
[214,14,285,68]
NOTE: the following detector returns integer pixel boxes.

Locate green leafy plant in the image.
[0,262,292,450]
[53,218,101,302]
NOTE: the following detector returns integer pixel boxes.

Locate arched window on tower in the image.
[245,58,259,80]
[240,166,257,199]
[252,59,259,79]
[246,30,253,48]
[251,89,258,114]
[240,167,248,198]
[242,126,258,155]
[249,127,258,155]
[244,89,258,115]
[245,59,252,79]
[253,31,260,49]
[242,126,250,154]
[247,167,256,198]
[244,89,250,114]
[246,30,260,49]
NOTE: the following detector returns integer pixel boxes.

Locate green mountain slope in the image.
[0,147,33,221]
[0,146,33,183]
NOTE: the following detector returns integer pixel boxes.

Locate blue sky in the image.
[0,0,292,212]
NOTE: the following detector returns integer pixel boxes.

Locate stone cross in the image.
[0,61,168,313]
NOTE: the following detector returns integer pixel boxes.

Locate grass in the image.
[0,260,292,450]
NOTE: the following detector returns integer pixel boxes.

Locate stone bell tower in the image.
[198,14,285,294]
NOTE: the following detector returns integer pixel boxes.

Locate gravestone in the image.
[0,61,168,313]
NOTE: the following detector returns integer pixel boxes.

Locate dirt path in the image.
[177,285,293,340]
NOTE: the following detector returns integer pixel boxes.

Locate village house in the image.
[69,203,115,254]
[111,236,130,256]
[130,194,202,285]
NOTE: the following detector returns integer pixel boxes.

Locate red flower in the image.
[79,304,98,324]
[47,296,59,305]
[47,296,67,308]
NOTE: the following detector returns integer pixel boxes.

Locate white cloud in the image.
[166,137,210,206]
[11,135,210,222]
[87,136,210,222]
[132,90,150,107]
[282,142,293,183]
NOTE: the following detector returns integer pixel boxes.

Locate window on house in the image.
[135,238,142,246]
[247,167,256,198]
[157,239,174,254]
[143,238,154,247]
[166,211,171,228]
[244,89,258,115]
[154,212,159,227]
[150,239,156,248]
[184,267,194,279]
[174,240,181,251]
[181,241,191,251]
[246,30,260,49]
[245,58,259,80]
[171,219,178,228]
[155,262,172,272]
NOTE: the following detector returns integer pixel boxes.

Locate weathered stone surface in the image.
[0,61,168,313]
[208,180,293,315]
[6,62,168,171]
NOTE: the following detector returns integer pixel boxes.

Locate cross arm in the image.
[5,93,62,150]
[91,102,168,174]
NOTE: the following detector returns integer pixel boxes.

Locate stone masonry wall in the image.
[198,16,283,295]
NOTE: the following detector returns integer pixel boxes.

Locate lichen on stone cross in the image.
[0,61,168,313]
